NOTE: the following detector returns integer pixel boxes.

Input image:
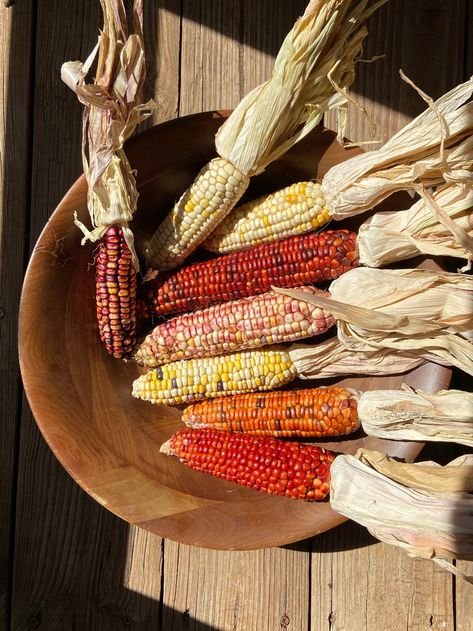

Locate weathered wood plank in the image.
[143,1,181,125]
[179,0,242,116]
[456,561,473,631]
[162,544,310,630]
[0,3,34,629]
[325,0,468,144]
[240,1,307,98]
[311,523,455,631]
[11,2,175,628]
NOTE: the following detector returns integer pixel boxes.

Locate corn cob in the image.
[132,348,297,406]
[182,386,360,438]
[62,0,155,358]
[137,229,357,319]
[203,77,473,254]
[144,1,386,271]
[134,287,334,367]
[96,226,137,358]
[204,181,331,253]
[144,159,250,270]
[160,428,334,501]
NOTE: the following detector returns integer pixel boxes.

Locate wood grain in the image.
[311,523,455,631]
[179,1,242,116]
[162,544,310,630]
[0,3,34,629]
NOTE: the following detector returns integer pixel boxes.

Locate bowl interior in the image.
[19,112,451,550]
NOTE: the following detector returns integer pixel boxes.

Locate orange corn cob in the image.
[182,386,360,438]
[134,287,334,367]
[138,229,357,319]
[160,428,335,501]
[96,226,137,358]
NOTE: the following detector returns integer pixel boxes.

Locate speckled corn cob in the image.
[182,386,360,438]
[137,229,357,319]
[134,287,334,367]
[96,226,137,358]
[132,348,297,405]
[145,158,250,270]
[203,181,331,253]
[160,428,335,501]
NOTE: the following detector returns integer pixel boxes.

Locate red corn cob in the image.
[182,386,360,438]
[138,229,357,318]
[95,226,137,358]
[160,428,335,501]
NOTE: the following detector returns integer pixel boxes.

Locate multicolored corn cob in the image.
[182,386,360,438]
[134,287,334,367]
[204,181,331,253]
[96,226,137,358]
[144,158,250,270]
[132,348,297,406]
[137,229,357,319]
[160,428,335,501]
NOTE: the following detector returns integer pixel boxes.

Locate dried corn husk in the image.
[215,0,388,177]
[330,449,473,582]
[287,337,428,379]
[277,267,473,375]
[61,0,156,268]
[357,182,473,269]
[358,386,473,446]
[322,74,473,220]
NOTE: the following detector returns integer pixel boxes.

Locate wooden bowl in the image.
[19,112,451,550]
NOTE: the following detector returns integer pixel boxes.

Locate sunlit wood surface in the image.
[1,2,472,629]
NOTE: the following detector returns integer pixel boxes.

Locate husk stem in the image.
[321,74,473,220]
[61,0,156,270]
[358,386,473,447]
[330,449,473,583]
[357,181,473,269]
[215,0,388,177]
[287,337,428,379]
[277,267,473,375]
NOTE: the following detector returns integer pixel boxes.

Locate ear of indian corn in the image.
[144,0,387,270]
[182,386,360,438]
[203,181,331,254]
[160,428,334,501]
[134,286,334,367]
[132,348,297,406]
[61,0,155,358]
[137,229,357,319]
[205,78,473,253]
[96,226,137,358]
[144,158,250,270]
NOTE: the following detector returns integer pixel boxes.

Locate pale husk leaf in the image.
[358,386,473,446]
[322,75,473,219]
[330,450,473,575]
[287,337,427,379]
[357,182,473,268]
[61,0,156,269]
[215,0,388,176]
[276,267,473,375]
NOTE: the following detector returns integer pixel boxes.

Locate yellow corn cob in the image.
[145,158,250,270]
[132,348,297,406]
[204,181,331,253]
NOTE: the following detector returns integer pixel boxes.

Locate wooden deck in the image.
[1,1,472,629]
